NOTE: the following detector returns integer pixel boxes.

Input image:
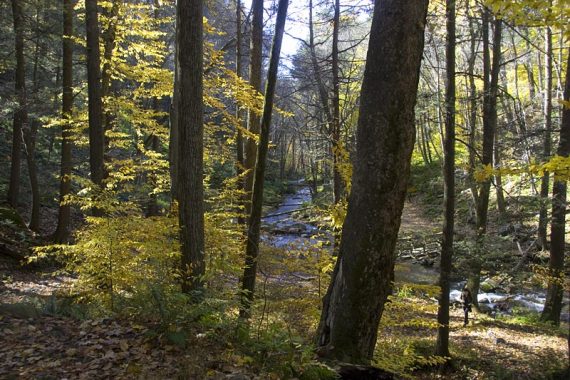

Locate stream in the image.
[262,184,568,320]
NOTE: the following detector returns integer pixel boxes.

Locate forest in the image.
[0,0,569,378]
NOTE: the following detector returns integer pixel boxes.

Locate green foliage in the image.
[299,363,339,380]
[237,322,312,377]
[374,338,448,377]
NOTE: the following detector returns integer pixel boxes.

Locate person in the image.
[460,286,473,326]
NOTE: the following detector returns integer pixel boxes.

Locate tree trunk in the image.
[436,0,455,359]
[177,0,205,294]
[7,0,26,209]
[476,9,502,234]
[85,0,105,198]
[538,23,553,250]
[316,0,428,363]
[240,0,289,319]
[243,0,263,215]
[53,0,74,243]
[541,51,569,325]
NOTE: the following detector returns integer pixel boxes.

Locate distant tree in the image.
[85,0,105,197]
[53,0,74,243]
[243,0,263,215]
[240,0,289,319]
[100,0,120,149]
[316,0,428,363]
[331,0,342,204]
[235,0,245,224]
[541,51,569,325]
[476,7,502,234]
[7,0,25,210]
[177,0,205,294]
[436,0,456,358]
[537,20,553,250]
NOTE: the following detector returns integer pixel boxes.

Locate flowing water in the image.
[263,185,568,320]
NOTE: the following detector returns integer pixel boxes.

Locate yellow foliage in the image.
[474,156,570,182]
[485,0,570,36]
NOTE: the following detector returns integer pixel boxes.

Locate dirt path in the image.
[400,202,440,235]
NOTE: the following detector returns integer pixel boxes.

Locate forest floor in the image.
[0,200,569,379]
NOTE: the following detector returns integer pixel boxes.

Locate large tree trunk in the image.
[239,0,289,319]
[243,0,263,215]
[476,9,502,234]
[538,23,553,250]
[316,0,428,363]
[177,0,205,294]
[436,0,456,359]
[541,51,569,325]
[7,0,26,210]
[53,0,74,243]
[85,0,105,198]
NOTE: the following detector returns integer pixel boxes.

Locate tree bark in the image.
[436,0,455,359]
[476,9,502,234]
[177,0,205,294]
[243,0,263,216]
[240,0,289,319]
[53,0,74,243]
[541,50,569,325]
[85,0,105,198]
[316,0,428,363]
[538,22,553,250]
